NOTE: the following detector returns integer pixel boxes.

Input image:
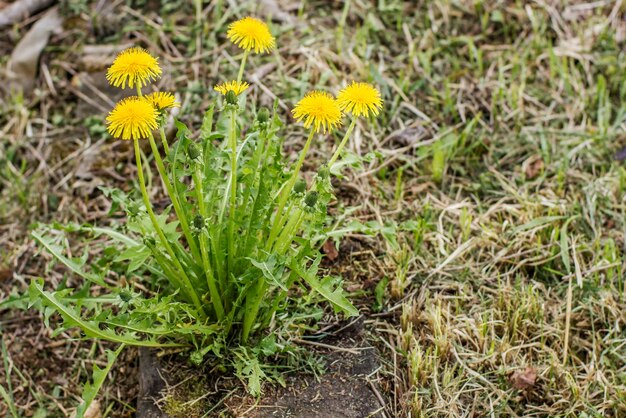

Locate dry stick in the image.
[292,338,363,355]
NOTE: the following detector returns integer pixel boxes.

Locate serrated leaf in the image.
[115,245,151,273]
[199,105,215,142]
[75,345,124,418]
[248,256,288,291]
[32,231,106,286]
[329,151,362,177]
[233,350,265,397]
[29,280,183,347]
[291,256,358,317]
[87,226,139,247]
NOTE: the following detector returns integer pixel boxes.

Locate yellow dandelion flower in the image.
[145,92,180,110]
[106,47,162,89]
[214,80,250,96]
[337,82,383,118]
[292,91,343,134]
[106,97,158,140]
[227,17,275,54]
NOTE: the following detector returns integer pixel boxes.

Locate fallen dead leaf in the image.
[6,6,63,93]
[79,43,134,72]
[509,366,537,390]
[85,400,102,418]
[0,0,54,28]
[615,143,626,161]
[322,239,339,262]
[523,155,544,179]
[258,0,297,23]
[384,126,427,148]
[0,266,12,282]
[70,400,101,418]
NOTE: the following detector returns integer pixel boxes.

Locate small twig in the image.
[202,388,238,417]
[292,338,364,355]
[367,375,388,418]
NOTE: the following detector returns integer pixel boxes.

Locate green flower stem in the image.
[200,233,224,318]
[202,105,215,168]
[211,228,228,310]
[147,134,202,265]
[262,269,298,329]
[148,246,191,301]
[125,216,184,288]
[227,108,238,276]
[238,131,266,226]
[237,50,250,84]
[266,199,294,251]
[242,277,266,344]
[158,126,170,156]
[274,207,305,254]
[241,167,270,258]
[328,117,357,166]
[268,128,316,248]
[244,202,304,342]
[192,167,224,320]
[237,132,267,260]
[136,85,143,97]
[133,138,205,318]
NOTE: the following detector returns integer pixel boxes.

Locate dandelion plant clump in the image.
[28,16,383,401]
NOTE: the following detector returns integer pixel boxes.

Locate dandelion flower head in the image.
[292,91,343,134]
[214,80,250,96]
[106,97,158,140]
[337,82,383,118]
[145,92,180,110]
[106,47,162,89]
[227,17,275,54]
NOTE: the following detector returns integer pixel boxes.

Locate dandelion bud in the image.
[193,214,205,230]
[187,142,201,160]
[225,90,238,105]
[294,179,306,194]
[257,107,270,124]
[143,236,156,248]
[190,351,204,366]
[127,201,140,218]
[304,191,318,208]
[119,291,133,302]
[317,165,330,179]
